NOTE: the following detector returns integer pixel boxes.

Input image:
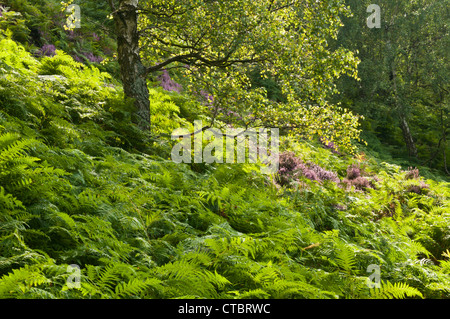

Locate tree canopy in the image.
[96,0,363,153]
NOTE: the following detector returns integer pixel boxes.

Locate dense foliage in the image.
[0,1,449,300]
[332,0,449,172]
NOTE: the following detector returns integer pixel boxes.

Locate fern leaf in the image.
[114,278,162,298]
[369,280,423,299]
[333,241,357,274]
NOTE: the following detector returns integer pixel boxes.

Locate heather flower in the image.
[70,52,103,64]
[406,181,429,194]
[279,151,302,172]
[352,176,371,190]
[404,167,420,180]
[276,151,303,186]
[306,162,340,183]
[200,90,214,105]
[404,168,428,194]
[37,44,56,57]
[158,69,182,93]
[346,164,361,180]
[340,164,376,191]
[223,109,243,121]
[276,152,339,186]
[85,52,103,63]
[320,137,340,155]
[72,55,84,63]
[92,32,101,41]
[302,168,319,182]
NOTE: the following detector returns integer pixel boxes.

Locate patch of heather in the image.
[200,90,214,106]
[276,151,340,186]
[346,164,361,180]
[306,161,340,183]
[158,69,182,93]
[403,167,429,194]
[341,164,376,191]
[320,137,341,155]
[404,167,420,180]
[92,32,101,42]
[276,151,303,186]
[72,54,84,63]
[85,52,103,63]
[37,44,56,57]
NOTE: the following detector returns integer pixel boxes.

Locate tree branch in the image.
[144,52,199,76]
[106,0,116,11]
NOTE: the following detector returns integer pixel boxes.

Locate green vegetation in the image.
[0,1,449,300]
[332,0,449,172]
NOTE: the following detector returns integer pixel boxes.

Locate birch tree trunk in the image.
[399,112,418,158]
[113,0,150,131]
[392,62,418,158]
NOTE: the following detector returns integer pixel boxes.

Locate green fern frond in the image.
[0,186,24,212]
[0,133,32,162]
[79,263,142,298]
[114,277,164,298]
[231,288,271,299]
[0,265,51,298]
[268,279,337,299]
[369,280,423,299]
[154,260,230,298]
[332,240,357,274]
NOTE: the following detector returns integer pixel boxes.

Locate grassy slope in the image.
[0,11,449,299]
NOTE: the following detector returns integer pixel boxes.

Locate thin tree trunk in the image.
[113,0,151,131]
[441,109,449,175]
[398,112,418,158]
[391,63,418,158]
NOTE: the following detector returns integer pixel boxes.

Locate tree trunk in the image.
[398,112,418,158]
[391,63,418,158]
[114,0,150,131]
[441,109,449,175]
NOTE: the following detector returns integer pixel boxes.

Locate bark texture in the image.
[399,113,418,158]
[114,0,150,131]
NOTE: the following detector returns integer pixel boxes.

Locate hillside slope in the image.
[0,13,449,299]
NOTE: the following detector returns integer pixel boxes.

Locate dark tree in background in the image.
[332,0,449,172]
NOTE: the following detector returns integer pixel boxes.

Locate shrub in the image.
[320,137,341,155]
[158,69,182,93]
[403,167,429,194]
[276,151,339,186]
[341,164,374,191]
[85,52,103,63]
[405,167,420,180]
[276,151,303,186]
[36,44,56,57]
[305,162,340,183]
[346,164,361,180]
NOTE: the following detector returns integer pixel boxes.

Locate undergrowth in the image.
[0,28,449,300]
